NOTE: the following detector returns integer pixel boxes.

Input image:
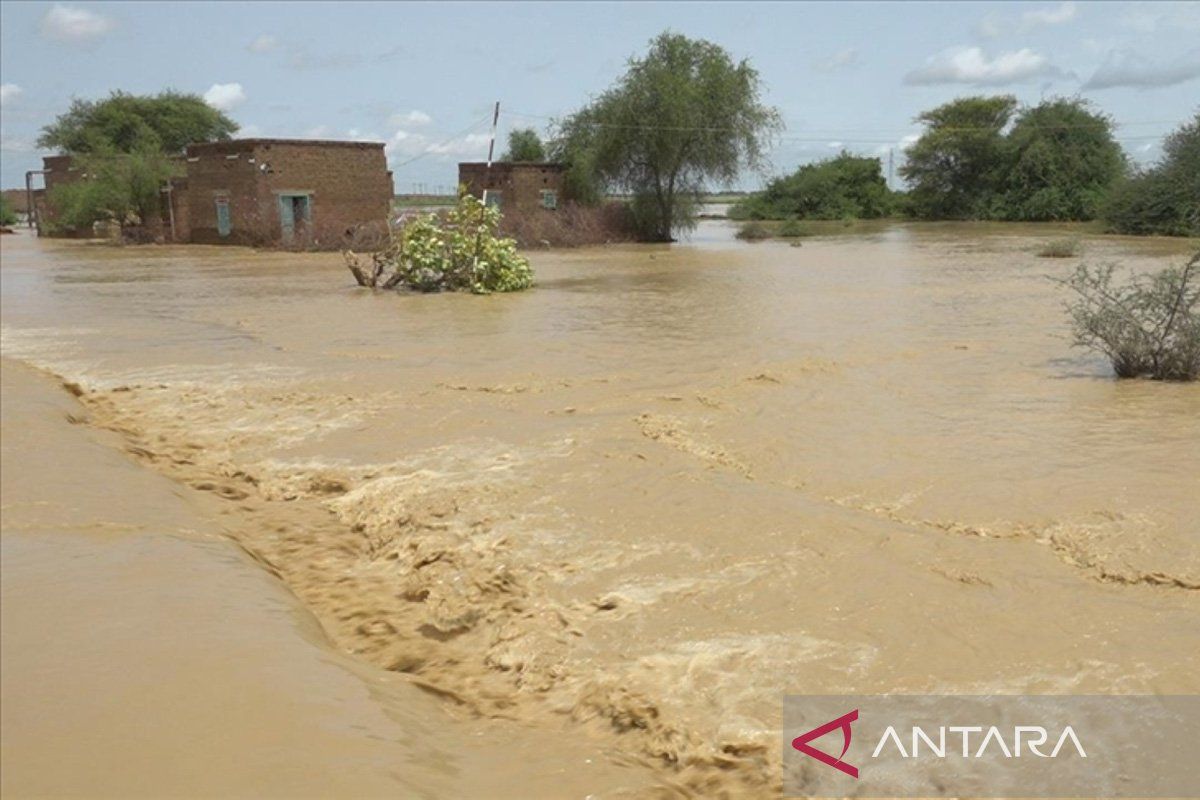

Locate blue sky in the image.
[2,1,1198,191]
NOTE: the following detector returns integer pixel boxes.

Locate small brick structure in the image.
[184,139,392,246]
[32,139,393,247]
[458,162,567,215]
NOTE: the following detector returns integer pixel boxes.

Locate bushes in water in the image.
[735,221,772,241]
[498,200,637,248]
[1037,238,1081,258]
[0,194,17,226]
[1062,251,1200,381]
[1102,113,1200,237]
[730,152,894,221]
[777,219,812,238]
[344,193,533,293]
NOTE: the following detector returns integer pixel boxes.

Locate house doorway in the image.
[278,194,312,244]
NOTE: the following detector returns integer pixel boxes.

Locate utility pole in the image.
[480,100,501,208]
[887,148,894,191]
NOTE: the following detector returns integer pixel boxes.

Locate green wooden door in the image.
[215,198,231,238]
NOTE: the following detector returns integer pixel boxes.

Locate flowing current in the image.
[2,222,1197,797]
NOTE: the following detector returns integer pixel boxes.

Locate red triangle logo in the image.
[791,708,859,779]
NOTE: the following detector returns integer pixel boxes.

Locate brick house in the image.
[458,162,566,215]
[33,138,393,247]
[184,139,392,246]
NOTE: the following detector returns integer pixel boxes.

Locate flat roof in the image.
[459,161,566,168]
[188,138,386,151]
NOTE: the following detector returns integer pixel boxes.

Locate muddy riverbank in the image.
[2,222,1197,796]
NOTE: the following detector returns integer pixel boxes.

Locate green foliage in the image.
[735,221,771,241]
[38,90,238,154]
[47,149,180,231]
[502,128,547,162]
[1062,252,1200,381]
[0,195,17,226]
[552,32,781,241]
[999,99,1124,221]
[1103,113,1200,237]
[730,152,894,220]
[777,219,812,238]
[344,193,533,294]
[900,95,1018,220]
[902,96,1126,222]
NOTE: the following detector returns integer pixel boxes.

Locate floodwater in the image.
[1,223,1197,797]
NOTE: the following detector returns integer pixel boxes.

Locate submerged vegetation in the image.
[1102,113,1200,238]
[1037,238,1082,258]
[730,152,894,221]
[1062,252,1200,381]
[344,193,533,294]
[0,195,17,227]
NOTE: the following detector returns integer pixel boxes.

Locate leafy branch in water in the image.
[344,193,533,294]
[1060,251,1200,381]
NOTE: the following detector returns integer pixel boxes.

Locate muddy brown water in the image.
[1,223,1197,797]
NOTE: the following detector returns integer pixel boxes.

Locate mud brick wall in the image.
[459,163,567,215]
[184,139,391,246]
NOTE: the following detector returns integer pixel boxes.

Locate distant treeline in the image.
[731,97,1199,238]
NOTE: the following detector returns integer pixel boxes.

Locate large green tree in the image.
[1103,112,1200,237]
[48,146,181,232]
[999,99,1125,221]
[553,32,780,241]
[900,95,1017,219]
[502,128,546,162]
[38,90,238,154]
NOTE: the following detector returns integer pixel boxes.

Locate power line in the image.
[390,113,493,169]
[504,109,1180,138]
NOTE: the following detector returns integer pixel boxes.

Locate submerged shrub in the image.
[735,221,772,241]
[1037,238,1081,258]
[1062,251,1200,381]
[344,193,533,294]
[778,219,812,238]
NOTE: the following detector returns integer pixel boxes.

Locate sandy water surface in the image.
[1,223,1197,796]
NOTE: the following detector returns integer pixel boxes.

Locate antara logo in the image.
[791,709,859,779]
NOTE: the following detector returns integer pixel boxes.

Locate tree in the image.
[47,147,181,232]
[0,194,17,226]
[1103,112,1200,237]
[38,90,238,154]
[730,152,894,220]
[553,32,780,241]
[999,98,1124,221]
[502,128,546,162]
[900,95,1017,219]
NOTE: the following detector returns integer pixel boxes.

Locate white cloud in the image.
[1021,2,1078,28]
[203,82,247,111]
[1083,48,1200,89]
[389,110,432,127]
[40,4,115,42]
[827,141,844,149]
[248,34,278,53]
[303,125,332,139]
[385,130,492,163]
[905,46,1066,86]
[238,123,264,138]
[813,48,860,72]
[0,83,22,106]
[1119,3,1200,34]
